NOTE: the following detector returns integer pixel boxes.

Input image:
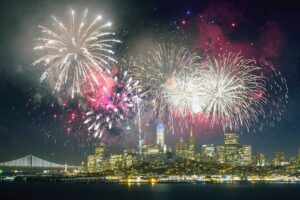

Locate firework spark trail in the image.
[33,9,121,98]
[129,44,201,132]
[162,71,204,116]
[198,53,267,131]
[254,66,288,132]
[84,61,144,138]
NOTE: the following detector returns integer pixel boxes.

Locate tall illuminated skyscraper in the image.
[257,153,266,166]
[188,130,195,160]
[176,137,185,158]
[156,123,166,153]
[224,131,239,166]
[241,145,252,165]
[272,152,285,166]
[224,131,239,145]
[156,123,165,146]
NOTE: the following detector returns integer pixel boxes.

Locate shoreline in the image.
[1,175,300,184]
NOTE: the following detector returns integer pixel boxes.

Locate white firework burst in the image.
[199,53,267,130]
[130,44,201,128]
[33,9,121,98]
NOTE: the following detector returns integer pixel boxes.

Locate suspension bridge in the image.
[0,155,79,170]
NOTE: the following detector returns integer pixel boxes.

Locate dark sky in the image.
[0,0,300,165]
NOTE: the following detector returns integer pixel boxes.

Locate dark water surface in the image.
[1,182,300,200]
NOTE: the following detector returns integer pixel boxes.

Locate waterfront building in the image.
[241,145,252,165]
[87,155,96,173]
[176,137,185,158]
[224,145,241,166]
[95,146,105,156]
[272,152,286,166]
[223,131,243,166]
[94,146,106,171]
[123,148,137,168]
[216,145,226,164]
[257,153,266,166]
[86,146,109,173]
[108,154,122,170]
[201,144,216,163]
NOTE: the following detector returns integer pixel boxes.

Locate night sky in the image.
[0,0,300,165]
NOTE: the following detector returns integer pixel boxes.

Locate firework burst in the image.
[83,61,143,138]
[253,66,288,132]
[33,9,120,98]
[198,53,267,130]
[130,44,201,130]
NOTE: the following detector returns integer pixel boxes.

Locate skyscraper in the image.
[224,131,239,145]
[87,146,106,173]
[95,146,105,156]
[272,152,285,166]
[156,123,166,152]
[176,137,185,158]
[241,145,252,165]
[224,131,240,166]
[216,145,226,164]
[188,130,195,160]
[257,153,266,166]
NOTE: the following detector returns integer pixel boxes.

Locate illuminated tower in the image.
[241,145,252,166]
[188,130,195,160]
[94,146,105,172]
[224,131,239,166]
[156,123,165,146]
[156,123,167,153]
[176,137,185,158]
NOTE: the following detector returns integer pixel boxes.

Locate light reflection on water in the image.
[1,182,300,200]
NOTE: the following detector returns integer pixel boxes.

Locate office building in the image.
[272,152,286,166]
[156,123,167,153]
[188,131,196,160]
[241,145,252,165]
[224,131,239,145]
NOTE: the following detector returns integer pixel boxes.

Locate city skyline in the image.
[0,0,299,166]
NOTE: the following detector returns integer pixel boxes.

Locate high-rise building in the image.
[94,146,105,171]
[156,123,166,153]
[87,155,96,173]
[216,145,226,164]
[257,153,266,166]
[176,137,185,158]
[95,146,105,156]
[138,138,144,154]
[241,145,252,165]
[188,130,196,160]
[224,131,239,145]
[156,123,165,146]
[272,152,285,166]
[225,145,240,166]
[108,154,122,170]
[201,144,216,163]
[87,146,106,173]
[201,144,216,157]
[223,131,241,166]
